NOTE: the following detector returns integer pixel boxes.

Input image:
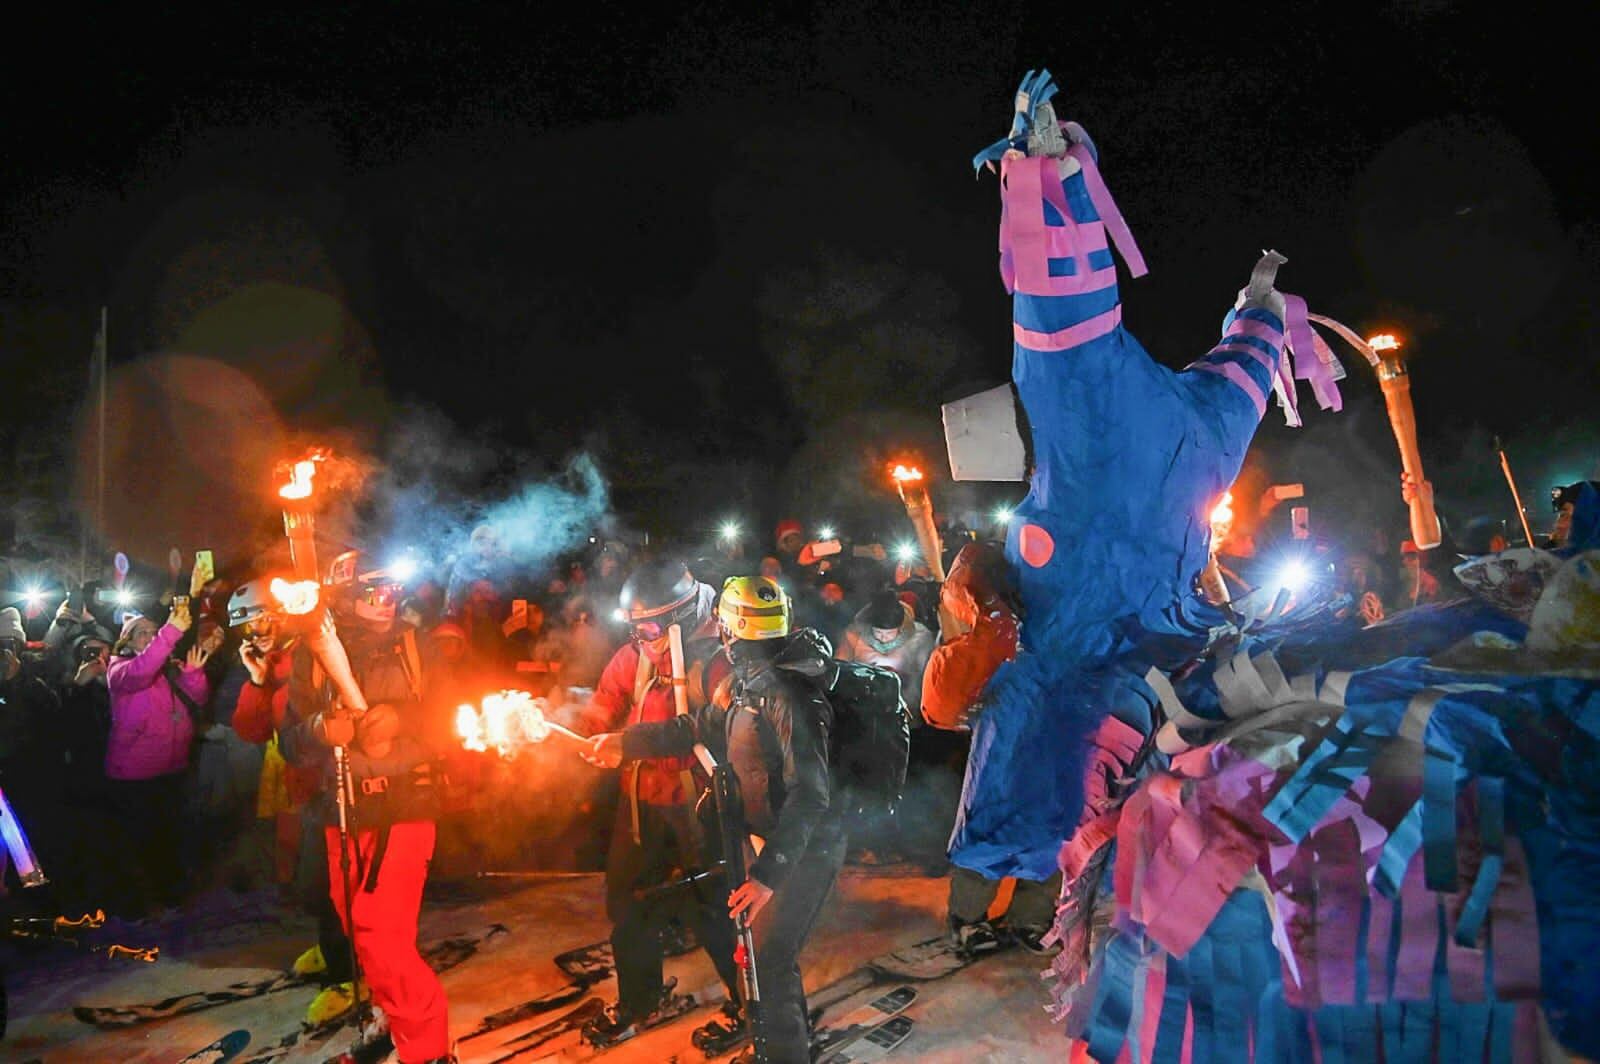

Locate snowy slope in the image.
[2,869,1065,1062]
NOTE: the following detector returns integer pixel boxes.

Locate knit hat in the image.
[0,607,25,643]
[859,588,906,630]
[119,613,152,641]
[775,519,804,545]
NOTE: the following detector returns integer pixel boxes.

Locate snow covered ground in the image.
[2,867,1066,1062]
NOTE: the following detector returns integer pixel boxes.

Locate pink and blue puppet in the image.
[948,70,1345,880]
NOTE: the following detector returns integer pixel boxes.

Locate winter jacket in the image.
[233,647,320,809]
[921,544,1019,730]
[622,632,837,890]
[835,604,936,715]
[105,623,208,780]
[571,616,720,808]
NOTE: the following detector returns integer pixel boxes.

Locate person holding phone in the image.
[103,597,213,917]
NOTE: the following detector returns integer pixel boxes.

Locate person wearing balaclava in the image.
[562,559,739,1050]
[836,588,936,715]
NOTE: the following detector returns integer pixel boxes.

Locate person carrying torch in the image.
[891,463,949,583]
[270,453,451,1064]
[584,576,845,1064]
[556,558,740,1050]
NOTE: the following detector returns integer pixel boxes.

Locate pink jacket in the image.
[105,623,208,780]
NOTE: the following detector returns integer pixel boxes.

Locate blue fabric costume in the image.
[952,72,1338,879]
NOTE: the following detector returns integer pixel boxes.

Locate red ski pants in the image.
[326,821,448,1062]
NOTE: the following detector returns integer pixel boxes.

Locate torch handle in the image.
[902,492,949,583]
[1378,370,1442,550]
[1498,451,1536,547]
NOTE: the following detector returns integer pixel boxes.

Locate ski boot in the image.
[307,981,370,1026]
[691,999,747,1056]
[947,916,1003,958]
[581,977,694,1048]
[292,943,328,978]
[331,1006,391,1064]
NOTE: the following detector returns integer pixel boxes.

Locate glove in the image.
[314,712,356,748]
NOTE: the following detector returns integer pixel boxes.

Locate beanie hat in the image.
[859,588,906,630]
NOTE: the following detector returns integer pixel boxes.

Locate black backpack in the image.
[822,660,912,812]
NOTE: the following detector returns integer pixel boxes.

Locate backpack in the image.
[823,660,912,811]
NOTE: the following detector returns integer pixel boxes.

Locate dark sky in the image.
[3,1,1596,561]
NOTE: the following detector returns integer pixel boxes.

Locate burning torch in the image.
[1200,491,1234,607]
[278,451,324,583]
[1305,319,1441,550]
[272,447,367,1023]
[891,463,947,582]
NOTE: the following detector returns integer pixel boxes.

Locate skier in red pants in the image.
[307,696,450,1062]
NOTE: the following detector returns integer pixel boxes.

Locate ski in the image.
[177,1028,251,1064]
[74,923,509,1030]
[867,932,1011,981]
[809,986,916,1058]
[480,998,603,1063]
[820,1016,914,1063]
[236,924,510,1063]
[460,925,699,1047]
[457,939,612,1045]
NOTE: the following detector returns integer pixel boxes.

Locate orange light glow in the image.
[1209,491,1235,550]
[890,464,924,484]
[269,578,321,616]
[1367,334,1402,353]
[278,451,326,500]
[454,690,553,758]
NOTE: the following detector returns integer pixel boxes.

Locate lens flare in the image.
[719,521,741,543]
[895,542,918,563]
[993,506,1014,525]
[387,556,419,583]
[1276,560,1310,593]
[816,525,836,542]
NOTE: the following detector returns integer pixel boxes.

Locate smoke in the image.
[362,405,611,584]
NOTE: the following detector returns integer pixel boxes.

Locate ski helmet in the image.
[618,559,707,643]
[228,578,281,628]
[718,576,791,641]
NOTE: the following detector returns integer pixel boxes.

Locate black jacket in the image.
[622,632,836,890]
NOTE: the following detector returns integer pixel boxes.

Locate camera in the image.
[76,640,109,664]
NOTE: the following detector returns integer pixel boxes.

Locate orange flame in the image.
[1209,491,1235,550]
[269,578,321,616]
[278,451,326,501]
[1367,333,1402,353]
[454,690,553,758]
[890,464,925,484]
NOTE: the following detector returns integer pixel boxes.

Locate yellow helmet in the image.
[718,576,791,640]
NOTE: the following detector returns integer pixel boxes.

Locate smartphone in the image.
[95,588,124,605]
[1291,506,1312,540]
[67,583,86,613]
[190,550,215,597]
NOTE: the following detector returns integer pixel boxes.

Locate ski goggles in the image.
[627,594,700,643]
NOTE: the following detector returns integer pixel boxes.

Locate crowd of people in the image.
[0,479,1588,1062]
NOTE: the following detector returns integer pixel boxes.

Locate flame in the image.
[890,464,924,484]
[1366,333,1402,353]
[1209,491,1235,550]
[269,578,321,616]
[278,451,327,500]
[456,704,486,753]
[454,690,552,758]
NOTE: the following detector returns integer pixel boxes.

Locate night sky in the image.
[3,2,1596,568]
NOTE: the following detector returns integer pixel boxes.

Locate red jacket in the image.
[921,544,1019,730]
[573,631,717,807]
[233,646,319,807]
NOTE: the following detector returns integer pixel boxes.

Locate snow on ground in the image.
[2,868,1065,1063]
